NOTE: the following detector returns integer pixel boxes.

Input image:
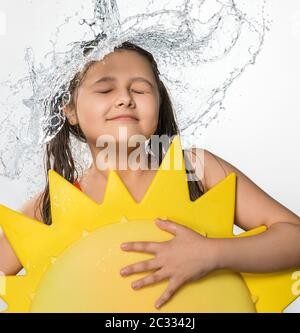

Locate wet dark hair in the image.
[37,39,205,225]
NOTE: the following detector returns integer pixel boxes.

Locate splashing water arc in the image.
[0,0,268,200]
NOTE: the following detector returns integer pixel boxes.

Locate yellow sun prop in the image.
[0,135,298,313]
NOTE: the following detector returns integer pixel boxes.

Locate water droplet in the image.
[50,257,57,264]
[82,230,89,237]
[251,294,259,304]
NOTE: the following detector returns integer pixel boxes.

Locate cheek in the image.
[75,92,109,138]
[76,93,107,124]
[138,102,159,135]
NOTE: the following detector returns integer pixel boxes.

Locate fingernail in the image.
[121,243,128,249]
[120,268,128,275]
[132,282,139,289]
[155,301,161,308]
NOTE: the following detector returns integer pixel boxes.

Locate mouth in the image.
[108,116,139,122]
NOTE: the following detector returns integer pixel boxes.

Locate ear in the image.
[63,105,79,126]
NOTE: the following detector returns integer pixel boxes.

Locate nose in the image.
[115,89,135,108]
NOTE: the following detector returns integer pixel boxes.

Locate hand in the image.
[119,218,219,309]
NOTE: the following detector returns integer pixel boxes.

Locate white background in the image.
[0,0,299,313]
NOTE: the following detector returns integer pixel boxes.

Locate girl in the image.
[0,41,300,310]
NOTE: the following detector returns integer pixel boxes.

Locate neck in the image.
[87,141,154,182]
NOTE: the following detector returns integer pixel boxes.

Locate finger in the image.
[155,218,186,235]
[121,241,160,254]
[131,269,169,290]
[155,277,184,309]
[120,258,161,276]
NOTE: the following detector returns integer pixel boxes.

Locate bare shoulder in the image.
[19,191,45,223]
[188,148,300,230]
[200,148,229,190]
[183,147,229,192]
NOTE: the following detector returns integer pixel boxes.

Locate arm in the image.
[0,232,22,276]
[0,192,44,275]
[202,149,300,273]
[214,222,300,272]
[119,148,300,309]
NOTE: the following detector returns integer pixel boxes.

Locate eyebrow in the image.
[92,76,154,89]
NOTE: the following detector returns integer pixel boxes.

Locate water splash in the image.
[0,0,269,200]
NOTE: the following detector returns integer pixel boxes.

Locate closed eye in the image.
[97,90,145,94]
[98,90,112,94]
[132,90,145,94]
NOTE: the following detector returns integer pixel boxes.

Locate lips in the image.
[108,115,138,121]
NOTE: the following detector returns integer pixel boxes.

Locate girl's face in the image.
[71,49,160,145]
